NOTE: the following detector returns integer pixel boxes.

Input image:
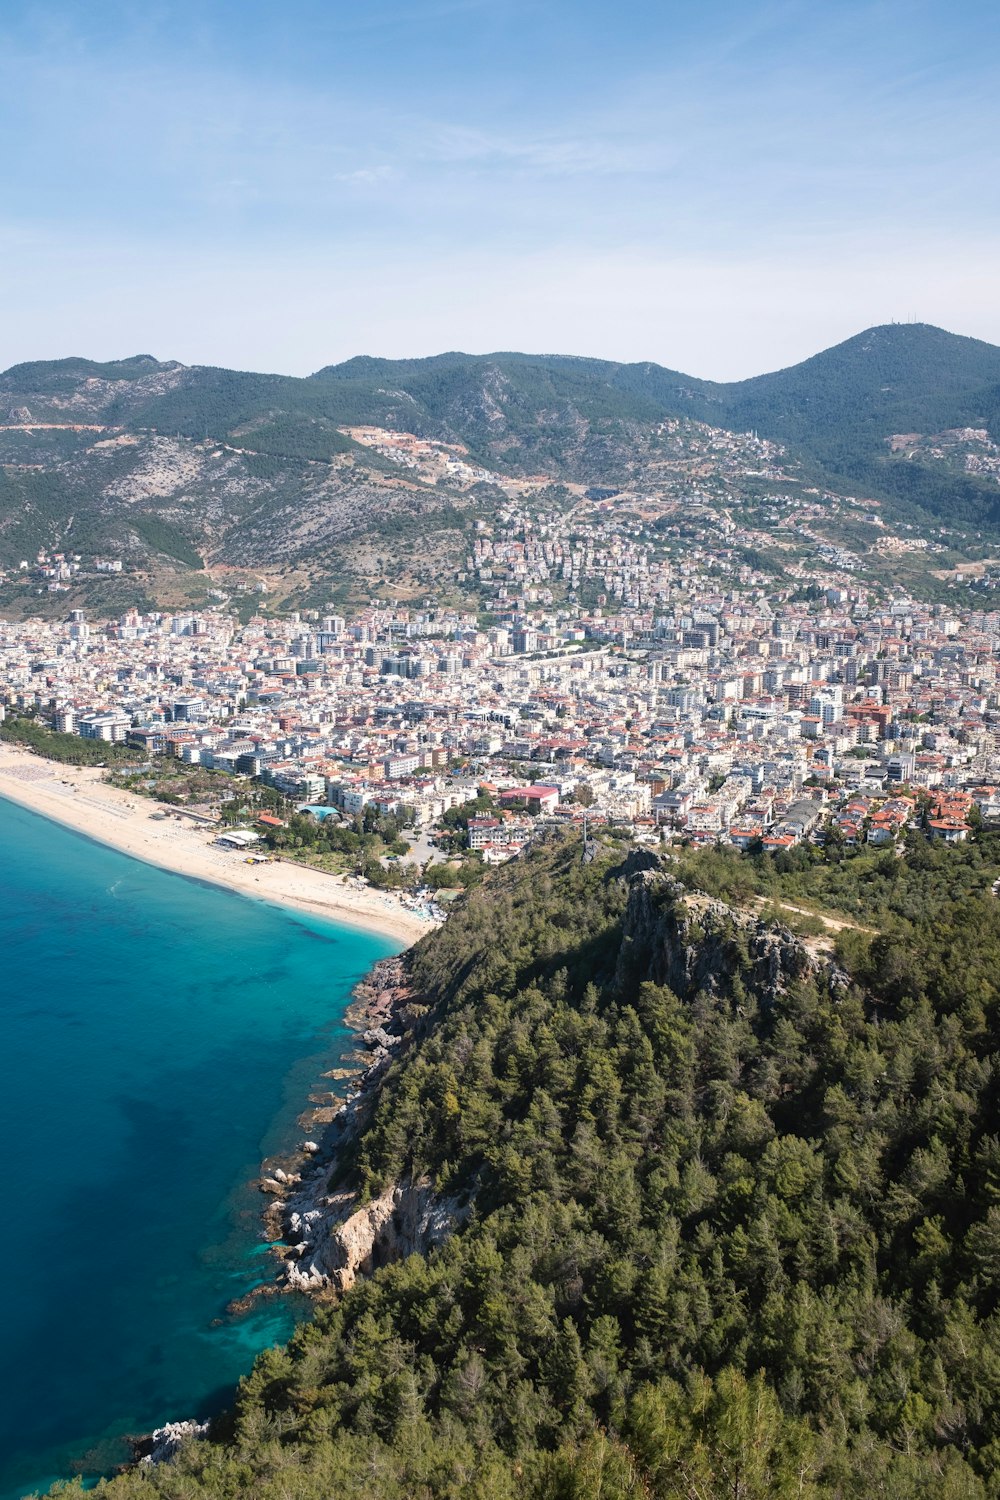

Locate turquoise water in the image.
[0,796,398,1499]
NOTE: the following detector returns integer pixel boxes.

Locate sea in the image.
[0,795,399,1499]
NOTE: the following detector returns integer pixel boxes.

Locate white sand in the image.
[0,743,433,946]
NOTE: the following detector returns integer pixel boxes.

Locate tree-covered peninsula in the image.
[59,830,1000,1499]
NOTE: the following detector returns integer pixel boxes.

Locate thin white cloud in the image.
[334,166,394,185]
[421,123,674,177]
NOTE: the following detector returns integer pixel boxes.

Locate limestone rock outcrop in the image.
[615,853,818,1004]
[138,1420,209,1465]
[285,1176,463,1293]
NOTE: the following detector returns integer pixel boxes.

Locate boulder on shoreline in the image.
[362,1025,398,1050]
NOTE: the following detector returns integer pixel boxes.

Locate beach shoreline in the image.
[0,743,433,947]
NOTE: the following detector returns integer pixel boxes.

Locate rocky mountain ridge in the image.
[3,322,1000,612]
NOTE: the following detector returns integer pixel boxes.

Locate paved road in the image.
[400,830,446,867]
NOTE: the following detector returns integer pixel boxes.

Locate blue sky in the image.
[1,0,998,376]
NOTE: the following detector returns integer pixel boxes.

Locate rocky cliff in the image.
[260,954,464,1295]
[614,850,823,1003]
[284,1176,464,1294]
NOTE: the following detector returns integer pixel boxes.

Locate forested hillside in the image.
[310,326,1000,526]
[70,829,1000,1499]
[722,324,1000,527]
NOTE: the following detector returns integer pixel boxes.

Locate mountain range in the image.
[2,322,1000,611]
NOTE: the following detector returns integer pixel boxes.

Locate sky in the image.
[0,0,998,379]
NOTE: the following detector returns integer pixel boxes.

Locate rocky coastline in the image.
[120,955,434,1472]
[247,952,461,1303]
[125,1421,210,1469]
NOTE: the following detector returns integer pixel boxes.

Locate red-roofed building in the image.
[729,825,763,850]
[927,819,970,844]
[762,833,797,853]
[498,785,560,814]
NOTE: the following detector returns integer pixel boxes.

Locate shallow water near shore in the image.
[0,796,399,1500]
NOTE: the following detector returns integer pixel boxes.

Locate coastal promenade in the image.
[0,744,432,946]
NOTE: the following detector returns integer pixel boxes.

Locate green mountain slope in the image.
[0,356,476,606]
[310,326,1000,521]
[4,323,1000,604]
[313,324,1000,438]
[72,830,1000,1500]
[720,323,1000,525]
[725,323,1000,442]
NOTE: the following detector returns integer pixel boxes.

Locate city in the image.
[3,555,1000,876]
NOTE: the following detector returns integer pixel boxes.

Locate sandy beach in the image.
[0,743,433,946]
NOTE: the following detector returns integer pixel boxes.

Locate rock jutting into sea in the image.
[128,1420,209,1467]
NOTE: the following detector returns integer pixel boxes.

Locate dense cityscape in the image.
[4,560,1000,870]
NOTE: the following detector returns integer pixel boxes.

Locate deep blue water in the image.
[0,796,398,1499]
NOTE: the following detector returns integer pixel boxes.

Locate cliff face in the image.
[614,854,816,1003]
[284,1177,464,1294]
[269,956,465,1295]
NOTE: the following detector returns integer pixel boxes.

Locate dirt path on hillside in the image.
[753,895,877,935]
